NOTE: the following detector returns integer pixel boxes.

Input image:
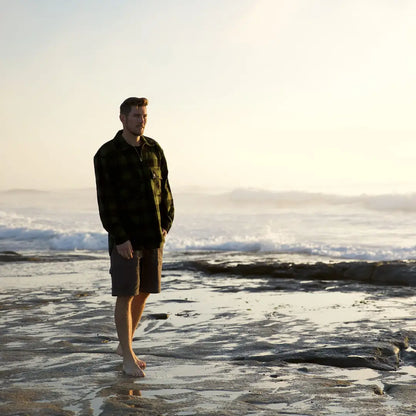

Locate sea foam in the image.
[0,188,415,261]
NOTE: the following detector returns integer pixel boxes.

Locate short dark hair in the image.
[120,97,148,116]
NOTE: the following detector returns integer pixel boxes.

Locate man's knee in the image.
[138,292,150,300]
[116,295,134,307]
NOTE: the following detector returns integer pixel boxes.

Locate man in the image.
[94,97,174,377]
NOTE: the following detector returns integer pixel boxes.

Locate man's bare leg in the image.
[114,295,145,377]
[116,292,150,369]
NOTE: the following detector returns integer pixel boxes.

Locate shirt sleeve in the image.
[93,152,129,244]
[159,150,175,232]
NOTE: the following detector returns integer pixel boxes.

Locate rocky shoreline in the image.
[235,331,414,371]
[170,257,416,286]
[0,250,100,262]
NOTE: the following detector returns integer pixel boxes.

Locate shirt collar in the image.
[114,130,154,151]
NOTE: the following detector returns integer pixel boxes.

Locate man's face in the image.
[122,105,147,136]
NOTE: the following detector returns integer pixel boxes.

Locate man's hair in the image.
[120,97,148,116]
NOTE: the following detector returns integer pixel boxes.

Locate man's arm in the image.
[159,150,174,233]
[93,152,130,246]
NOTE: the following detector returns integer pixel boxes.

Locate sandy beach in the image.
[1,252,416,415]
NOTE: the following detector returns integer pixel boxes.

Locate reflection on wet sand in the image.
[128,389,142,397]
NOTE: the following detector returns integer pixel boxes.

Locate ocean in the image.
[0,187,415,262]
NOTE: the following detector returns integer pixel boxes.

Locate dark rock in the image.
[0,251,40,262]
[0,251,99,263]
[235,333,409,372]
[148,313,170,320]
[383,384,416,401]
[371,263,416,286]
[342,262,375,281]
[170,259,416,286]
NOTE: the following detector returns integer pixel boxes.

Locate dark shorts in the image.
[110,247,163,296]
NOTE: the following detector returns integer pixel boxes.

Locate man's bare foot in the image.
[133,356,146,370]
[123,356,146,377]
[116,343,146,369]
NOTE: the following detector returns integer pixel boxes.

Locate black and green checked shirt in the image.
[94,130,174,253]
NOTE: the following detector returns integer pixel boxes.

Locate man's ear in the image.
[119,113,125,124]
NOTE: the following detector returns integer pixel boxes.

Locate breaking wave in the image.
[0,225,107,251]
[1,188,415,261]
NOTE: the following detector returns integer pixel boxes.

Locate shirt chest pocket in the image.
[150,169,162,197]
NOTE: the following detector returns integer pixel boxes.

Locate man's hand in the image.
[116,240,134,259]
[162,229,168,237]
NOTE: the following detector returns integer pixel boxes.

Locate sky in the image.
[0,0,415,195]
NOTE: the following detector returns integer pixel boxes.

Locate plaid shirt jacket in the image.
[94,130,174,253]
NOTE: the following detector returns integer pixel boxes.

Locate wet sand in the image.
[1,254,416,415]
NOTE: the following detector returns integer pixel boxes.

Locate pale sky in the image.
[0,0,415,194]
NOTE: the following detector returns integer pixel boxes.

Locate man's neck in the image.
[122,130,141,146]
